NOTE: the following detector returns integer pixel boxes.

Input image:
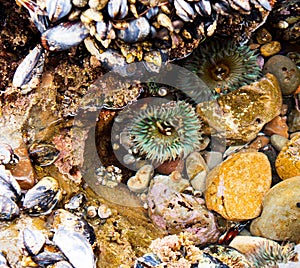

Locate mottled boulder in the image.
[205,151,272,221]
[250,176,300,242]
[147,178,220,245]
[275,134,300,180]
[197,74,282,145]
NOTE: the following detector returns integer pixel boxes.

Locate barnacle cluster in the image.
[180,38,262,99]
[129,100,202,163]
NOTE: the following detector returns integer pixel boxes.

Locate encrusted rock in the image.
[263,55,300,95]
[205,151,272,221]
[127,164,154,193]
[250,176,300,242]
[147,179,220,245]
[275,134,300,180]
[197,74,282,145]
[186,152,209,192]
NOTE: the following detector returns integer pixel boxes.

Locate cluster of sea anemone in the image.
[129,100,202,164]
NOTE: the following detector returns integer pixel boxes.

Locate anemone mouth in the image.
[181,38,262,98]
[129,101,202,163]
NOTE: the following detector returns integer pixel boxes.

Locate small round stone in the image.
[256,28,272,44]
[270,134,289,151]
[263,55,300,95]
[260,41,281,57]
[156,159,182,175]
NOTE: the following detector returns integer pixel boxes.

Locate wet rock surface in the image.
[250,176,300,242]
[197,74,282,145]
[205,151,272,221]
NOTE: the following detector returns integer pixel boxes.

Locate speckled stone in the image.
[263,115,289,138]
[205,151,272,221]
[260,41,281,57]
[275,134,300,180]
[197,74,282,145]
[263,55,300,95]
[250,176,300,242]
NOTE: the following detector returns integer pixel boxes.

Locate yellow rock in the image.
[260,41,281,57]
[250,176,300,242]
[275,134,300,180]
[197,74,282,145]
[205,151,272,221]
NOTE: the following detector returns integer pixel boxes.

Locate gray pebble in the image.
[270,134,289,151]
[263,55,300,95]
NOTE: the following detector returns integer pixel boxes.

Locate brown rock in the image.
[256,28,272,45]
[260,41,281,57]
[263,115,289,138]
[10,143,36,190]
[205,151,272,221]
[156,158,183,175]
[275,134,300,180]
[249,135,270,150]
[197,74,282,145]
[250,176,300,242]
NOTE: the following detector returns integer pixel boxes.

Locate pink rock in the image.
[147,180,220,245]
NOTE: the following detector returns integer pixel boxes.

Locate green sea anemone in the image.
[246,241,297,267]
[180,38,262,99]
[129,100,202,163]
